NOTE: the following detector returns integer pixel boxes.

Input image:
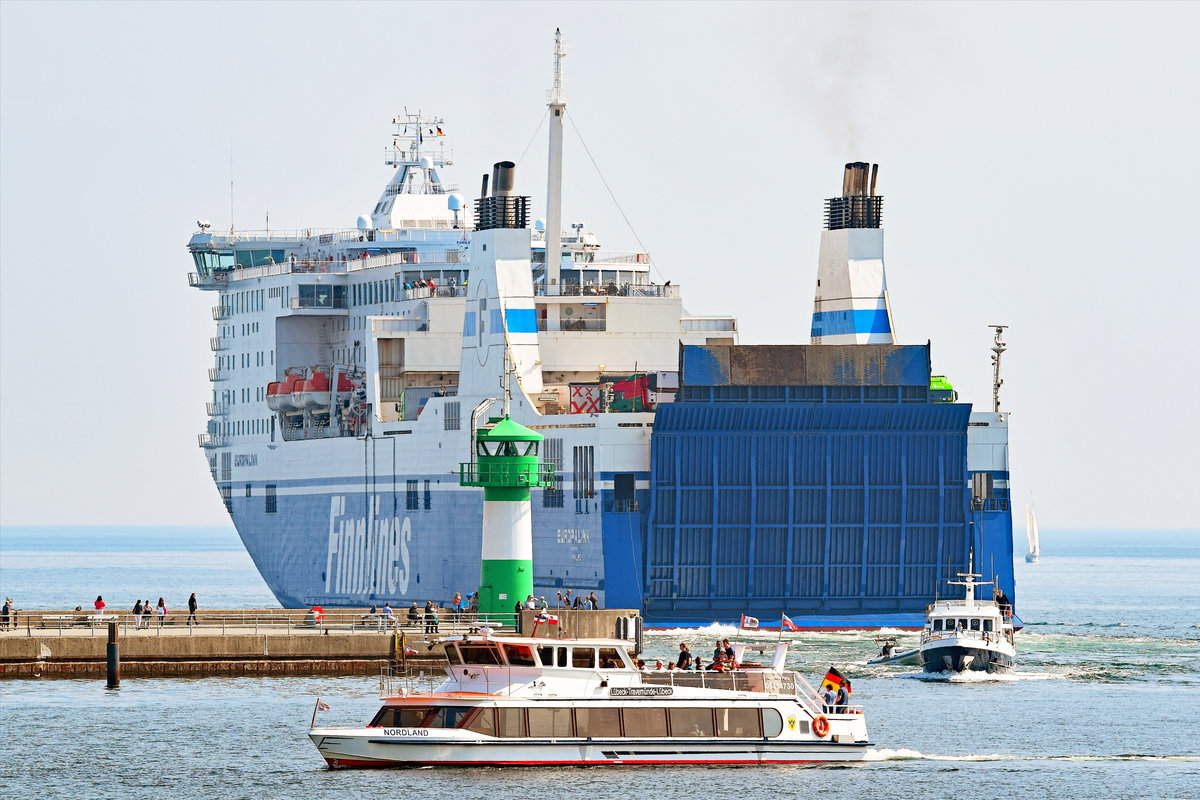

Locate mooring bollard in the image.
[107,622,120,688]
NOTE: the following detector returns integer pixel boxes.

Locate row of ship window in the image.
[931,617,996,632]
[368,705,783,739]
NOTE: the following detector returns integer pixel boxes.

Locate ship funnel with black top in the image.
[811,161,895,345]
[476,160,528,230]
[826,162,883,230]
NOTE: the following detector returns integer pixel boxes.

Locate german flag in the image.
[820,666,851,694]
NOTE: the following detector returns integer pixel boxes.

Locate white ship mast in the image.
[544,28,567,295]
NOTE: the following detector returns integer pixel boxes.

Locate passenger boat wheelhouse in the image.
[309,634,870,767]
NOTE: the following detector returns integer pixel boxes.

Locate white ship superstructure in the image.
[188,40,736,610]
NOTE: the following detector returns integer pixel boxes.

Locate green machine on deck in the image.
[460,416,554,615]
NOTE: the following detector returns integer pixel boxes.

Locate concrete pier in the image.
[0,608,640,679]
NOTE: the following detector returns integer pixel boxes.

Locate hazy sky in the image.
[1,1,1197,531]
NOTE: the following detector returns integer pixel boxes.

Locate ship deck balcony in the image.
[210,336,229,352]
[208,367,230,382]
[538,318,607,332]
[197,433,226,448]
[206,402,228,417]
[533,283,679,299]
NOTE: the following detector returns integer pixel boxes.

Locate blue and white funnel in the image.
[810,162,896,345]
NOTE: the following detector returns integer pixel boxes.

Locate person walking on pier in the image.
[187,593,198,626]
[1,598,12,630]
[156,597,168,628]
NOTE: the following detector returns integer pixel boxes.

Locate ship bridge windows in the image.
[193,251,234,276]
[459,644,504,666]
[235,249,286,269]
[502,643,536,667]
[982,619,993,632]
[970,618,981,631]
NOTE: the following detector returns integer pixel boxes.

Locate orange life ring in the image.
[812,715,829,737]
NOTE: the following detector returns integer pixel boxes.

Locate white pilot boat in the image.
[919,559,1015,674]
[309,633,871,767]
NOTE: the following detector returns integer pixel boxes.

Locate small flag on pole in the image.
[781,613,800,632]
[436,126,444,136]
[740,614,759,629]
[820,666,851,694]
[535,611,559,625]
[405,646,419,656]
[317,700,330,712]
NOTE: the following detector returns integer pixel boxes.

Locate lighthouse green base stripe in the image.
[478,558,534,616]
[483,487,532,502]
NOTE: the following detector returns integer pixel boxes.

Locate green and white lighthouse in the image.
[460,415,554,616]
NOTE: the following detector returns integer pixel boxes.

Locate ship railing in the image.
[206,402,228,417]
[290,296,349,310]
[681,316,737,332]
[400,285,467,300]
[207,367,230,382]
[196,433,226,448]
[540,318,607,332]
[349,248,464,273]
[210,336,229,352]
[212,305,231,320]
[17,609,518,639]
[372,317,430,334]
[533,283,679,298]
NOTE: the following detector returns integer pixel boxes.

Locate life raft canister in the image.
[812,715,830,737]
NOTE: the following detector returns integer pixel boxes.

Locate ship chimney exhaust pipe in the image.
[492,161,516,197]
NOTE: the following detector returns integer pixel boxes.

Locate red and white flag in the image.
[536,613,559,625]
[316,700,330,712]
[781,613,800,632]
[740,614,759,629]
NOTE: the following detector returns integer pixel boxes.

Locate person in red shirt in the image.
[94,595,106,612]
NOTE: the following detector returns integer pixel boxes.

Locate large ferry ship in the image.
[187,31,1016,627]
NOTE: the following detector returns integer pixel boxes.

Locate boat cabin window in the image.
[527,707,574,738]
[762,709,784,737]
[369,706,430,728]
[444,645,462,665]
[571,647,596,669]
[463,708,497,736]
[459,644,503,666]
[576,707,621,738]
[423,706,473,728]
[503,643,536,667]
[597,647,624,669]
[970,619,981,631]
[621,707,668,738]
[932,619,943,631]
[716,708,762,738]
[958,619,969,630]
[982,619,993,632]
[537,645,568,667]
[496,708,527,738]
[669,707,715,737]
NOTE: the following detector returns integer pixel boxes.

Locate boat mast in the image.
[990,324,1008,412]
[544,28,567,296]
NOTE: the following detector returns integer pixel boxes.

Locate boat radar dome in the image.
[447,193,463,211]
[534,218,546,231]
[419,156,433,170]
[356,215,372,231]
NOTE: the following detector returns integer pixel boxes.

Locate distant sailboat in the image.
[1025,502,1041,563]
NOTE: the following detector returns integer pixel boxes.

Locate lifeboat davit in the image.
[266,373,304,413]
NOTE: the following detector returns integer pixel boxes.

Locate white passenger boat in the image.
[919,559,1015,674]
[309,633,870,767]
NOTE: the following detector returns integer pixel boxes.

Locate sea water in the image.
[1,527,1197,799]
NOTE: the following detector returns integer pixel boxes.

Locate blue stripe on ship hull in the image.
[505,308,538,333]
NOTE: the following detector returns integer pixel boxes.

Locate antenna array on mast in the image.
[989,324,1008,412]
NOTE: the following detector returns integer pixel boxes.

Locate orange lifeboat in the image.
[266,373,304,413]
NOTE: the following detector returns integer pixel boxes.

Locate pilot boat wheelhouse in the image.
[309,634,870,767]
[919,561,1015,674]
